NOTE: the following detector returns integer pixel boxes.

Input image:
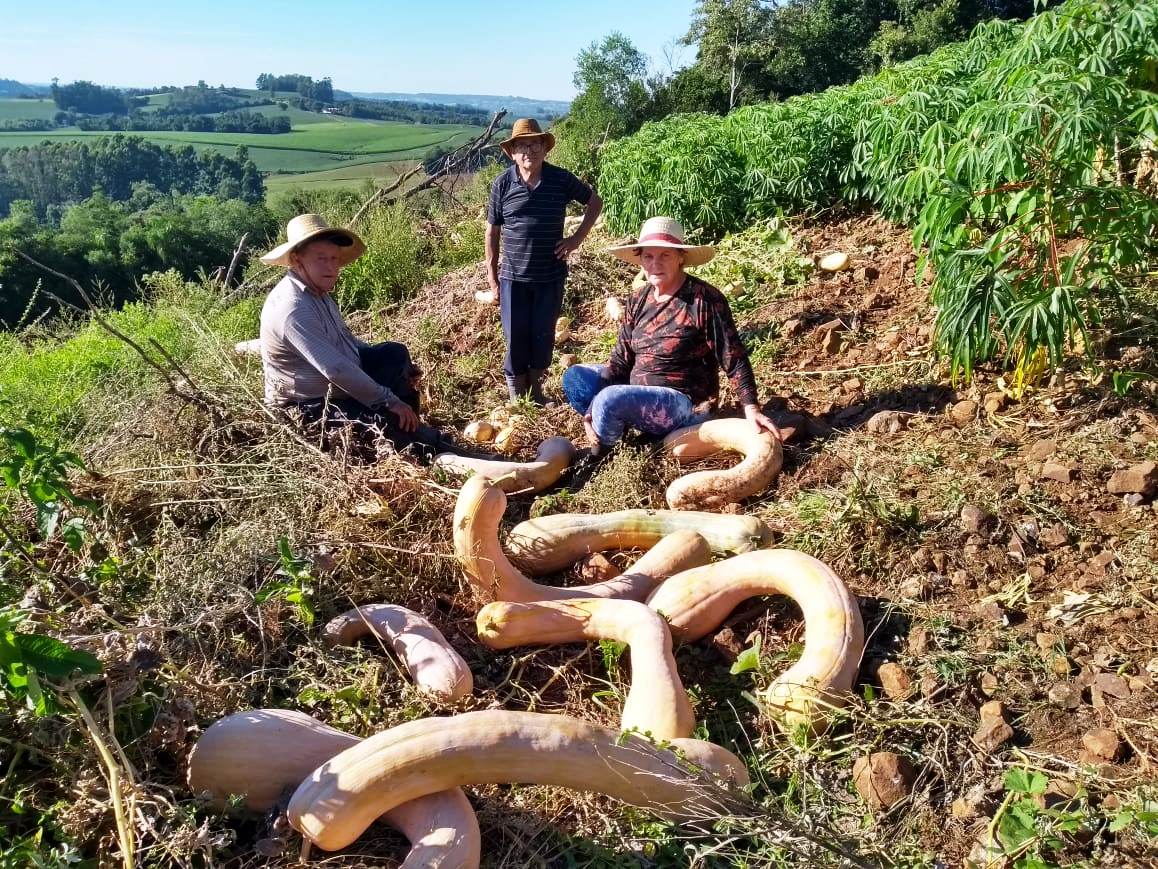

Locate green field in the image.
[0,119,480,175]
[0,98,58,121]
[264,159,407,193]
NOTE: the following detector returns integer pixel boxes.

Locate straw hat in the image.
[605,217,715,267]
[260,214,366,267]
[500,118,556,158]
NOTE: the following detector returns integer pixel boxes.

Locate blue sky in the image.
[1,0,698,100]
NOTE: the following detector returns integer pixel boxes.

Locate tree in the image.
[683,0,773,110]
[553,33,655,179]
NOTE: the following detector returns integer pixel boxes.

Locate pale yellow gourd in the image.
[434,436,576,494]
[505,508,773,575]
[453,475,711,602]
[646,549,864,731]
[288,710,750,852]
[663,418,783,510]
[462,421,496,444]
[323,604,473,702]
[187,709,481,869]
[476,598,694,738]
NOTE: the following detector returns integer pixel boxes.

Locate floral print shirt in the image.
[606,274,760,408]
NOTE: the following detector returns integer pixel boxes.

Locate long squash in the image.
[187,709,481,868]
[505,509,773,575]
[663,418,783,510]
[323,604,473,702]
[453,475,711,603]
[288,710,750,852]
[646,550,864,731]
[476,599,694,739]
[433,436,576,494]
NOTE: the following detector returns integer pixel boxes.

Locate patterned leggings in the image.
[562,364,706,447]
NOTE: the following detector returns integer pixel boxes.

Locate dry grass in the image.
[2,219,1156,868]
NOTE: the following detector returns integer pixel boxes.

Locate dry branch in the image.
[347,109,508,229]
[13,249,223,418]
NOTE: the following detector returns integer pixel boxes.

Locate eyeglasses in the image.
[510,139,546,153]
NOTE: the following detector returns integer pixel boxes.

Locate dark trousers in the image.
[500,277,564,377]
[297,341,445,459]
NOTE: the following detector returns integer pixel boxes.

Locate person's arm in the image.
[555,189,603,260]
[484,174,505,294]
[282,311,407,413]
[702,292,781,439]
[604,294,636,384]
[485,222,502,294]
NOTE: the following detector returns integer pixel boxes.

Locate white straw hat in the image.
[260,214,366,267]
[605,216,715,267]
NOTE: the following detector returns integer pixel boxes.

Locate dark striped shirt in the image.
[487,163,591,282]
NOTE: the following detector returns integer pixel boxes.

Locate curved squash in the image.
[646,550,864,731]
[434,436,575,495]
[453,475,710,603]
[323,605,473,703]
[288,710,750,851]
[663,418,783,510]
[506,509,773,575]
[187,709,481,869]
[476,598,694,739]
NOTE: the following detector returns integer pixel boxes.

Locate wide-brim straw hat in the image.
[500,118,556,158]
[605,216,715,267]
[260,214,366,267]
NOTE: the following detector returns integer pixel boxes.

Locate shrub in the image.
[599,114,744,238]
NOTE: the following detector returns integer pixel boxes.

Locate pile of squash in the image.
[188,419,864,866]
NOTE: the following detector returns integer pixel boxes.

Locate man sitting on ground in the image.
[258,213,459,459]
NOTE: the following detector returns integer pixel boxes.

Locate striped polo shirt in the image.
[487,162,592,282]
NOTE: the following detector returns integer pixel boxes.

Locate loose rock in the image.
[1047,682,1080,710]
[983,391,1008,414]
[973,700,1014,751]
[1039,523,1069,549]
[1107,461,1157,497]
[950,400,978,427]
[1026,438,1057,461]
[852,752,915,809]
[961,504,997,536]
[781,317,805,338]
[1041,461,1078,483]
[867,410,907,434]
[575,552,621,584]
[1080,728,1121,762]
[878,662,913,700]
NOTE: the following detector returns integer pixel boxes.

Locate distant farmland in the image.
[0,96,481,192]
[0,98,59,121]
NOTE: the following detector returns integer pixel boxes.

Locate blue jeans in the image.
[562,364,706,446]
[500,277,565,377]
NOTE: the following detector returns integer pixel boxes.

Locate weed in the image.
[255,537,316,627]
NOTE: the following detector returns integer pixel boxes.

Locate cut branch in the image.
[347,109,508,228]
[12,249,222,417]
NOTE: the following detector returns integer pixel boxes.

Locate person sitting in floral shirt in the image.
[562,217,781,457]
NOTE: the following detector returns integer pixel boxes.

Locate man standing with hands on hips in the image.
[484,118,602,404]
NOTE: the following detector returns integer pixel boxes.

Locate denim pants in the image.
[500,277,565,377]
[562,364,706,446]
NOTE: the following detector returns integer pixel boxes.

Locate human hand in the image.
[555,235,582,261]
[390,399,421,432]
[581,413,600,447]
[744,404,782,440]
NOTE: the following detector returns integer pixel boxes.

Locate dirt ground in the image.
[371,212,1158,865]
[11,212,1154,868]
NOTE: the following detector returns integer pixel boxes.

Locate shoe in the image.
[506,374,529,402]
[527,368,552,407]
